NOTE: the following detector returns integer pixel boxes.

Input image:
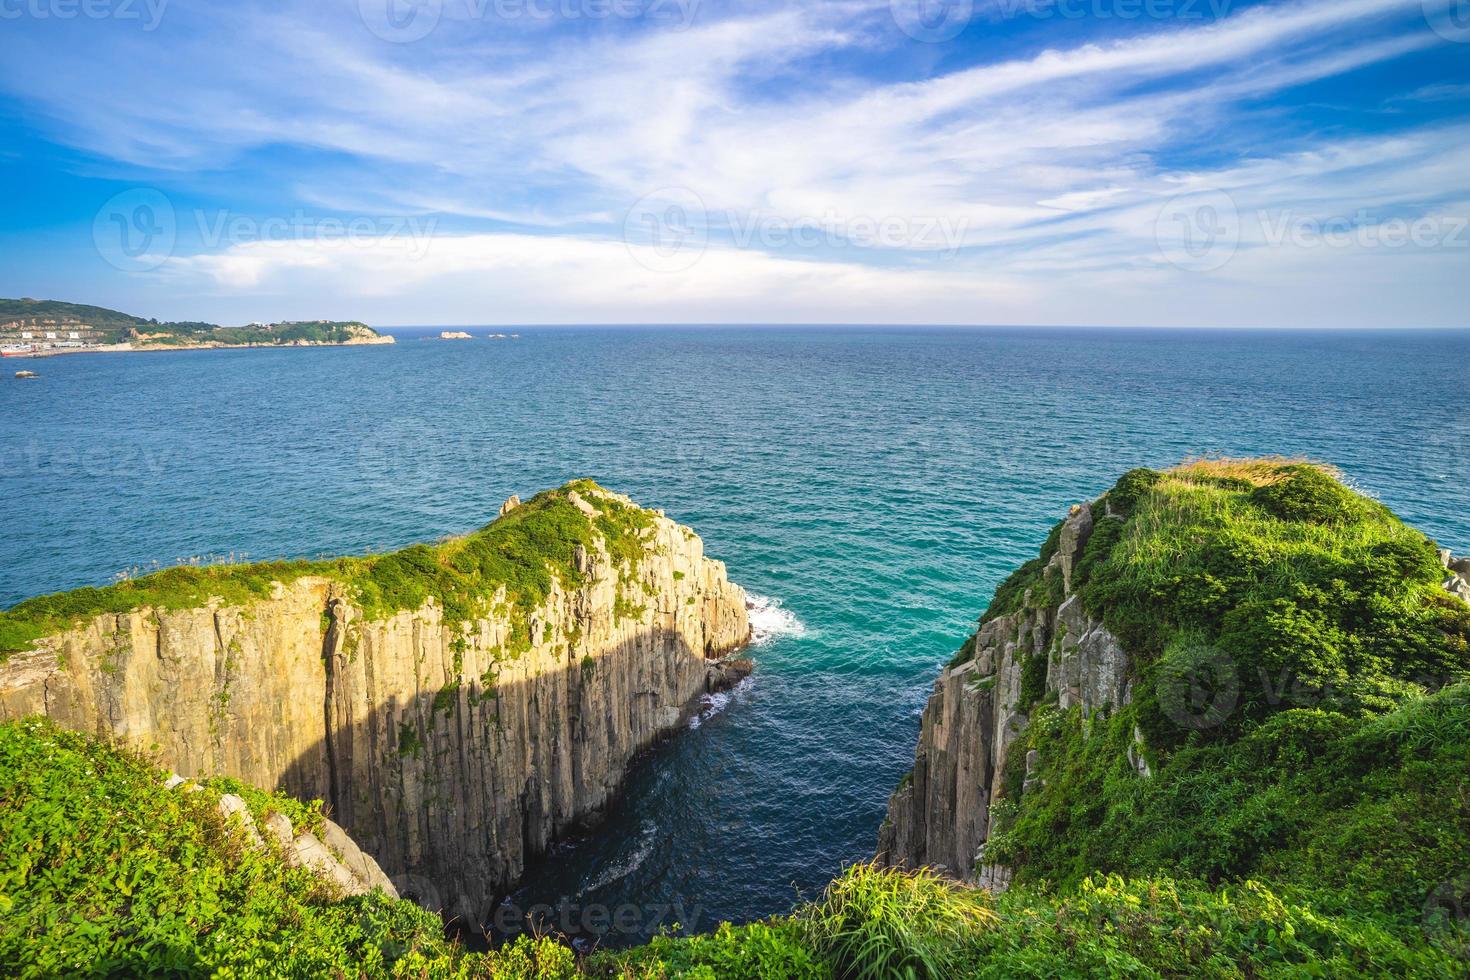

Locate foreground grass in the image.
[0,480,655,660]
[4,717,1463,978]
[4,460,1467,977]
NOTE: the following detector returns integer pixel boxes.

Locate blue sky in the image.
[1,0,1467,326]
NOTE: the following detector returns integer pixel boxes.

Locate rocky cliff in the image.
[876,501,1126,887]
[877,461,1470,889]
[0,482,750,920]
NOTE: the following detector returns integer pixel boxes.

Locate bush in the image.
[797,862,995,980]
[1250,464,1369,525]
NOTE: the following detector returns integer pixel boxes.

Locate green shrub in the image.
[604,920,825,979]
[797,862,995,980]
[202,774,325,837]
[1250,464,1371,525]
[0,718,450,978]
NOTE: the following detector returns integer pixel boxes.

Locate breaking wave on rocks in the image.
[689,676,753,730]
[746,593,807,646]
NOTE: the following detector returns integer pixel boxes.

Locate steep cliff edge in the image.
[879,459,1470,904]
[0,481,750,919]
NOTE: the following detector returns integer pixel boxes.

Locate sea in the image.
[3,325,1468,946]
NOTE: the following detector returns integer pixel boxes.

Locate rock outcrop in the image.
[173,773,399,898]
[879,494,1470,887]
[876,502,1132,886]
[0,484,749,920]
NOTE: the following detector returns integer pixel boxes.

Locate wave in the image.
[582,819,657,893]
[689,676,753,729]
[746,593,807,646]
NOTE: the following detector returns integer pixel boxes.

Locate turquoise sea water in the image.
[3,326,1469,945]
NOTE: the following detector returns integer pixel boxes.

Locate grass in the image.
[4,458,1467,977]
[0,480,658,661]
[796,862,996,980]
[1075,461,1469,748]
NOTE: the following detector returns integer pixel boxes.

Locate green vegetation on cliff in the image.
[969,459,1470,972]
[0,480,654,659]
[3,460,1466,977]
[0,297,382,347]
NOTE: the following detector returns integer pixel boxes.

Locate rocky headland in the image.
[0,481,750,918]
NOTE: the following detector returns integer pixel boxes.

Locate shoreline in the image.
[5,336,396,359]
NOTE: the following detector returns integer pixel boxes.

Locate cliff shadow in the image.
[274,621,751,942]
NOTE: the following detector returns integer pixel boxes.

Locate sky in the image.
[0,0,1468,327]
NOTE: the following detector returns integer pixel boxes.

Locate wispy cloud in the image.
[0,0,1464,325]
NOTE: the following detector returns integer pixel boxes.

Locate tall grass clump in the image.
[797,862,995,979]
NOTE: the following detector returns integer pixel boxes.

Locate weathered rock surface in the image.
[876,501,1131,887]
[0,487,749,919]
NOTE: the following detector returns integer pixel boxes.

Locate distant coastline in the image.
[1,297,394,358]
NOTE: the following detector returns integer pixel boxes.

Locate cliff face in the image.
[876,501,1132,887]
[0,484,749,919]
[877,462,1470,891]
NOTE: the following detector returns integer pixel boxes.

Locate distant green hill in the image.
[0,297,382,347]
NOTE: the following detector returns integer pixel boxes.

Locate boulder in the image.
[263,811,294,849]
[499,495,520,517]
[291,832,364,895]
[321,817,399,898]
[217,794,264,848]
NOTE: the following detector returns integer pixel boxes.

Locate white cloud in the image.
[0,0,1464,325]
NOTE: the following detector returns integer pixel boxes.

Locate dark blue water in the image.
[3,327,1468,944]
